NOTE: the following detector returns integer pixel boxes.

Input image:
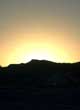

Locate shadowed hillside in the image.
[0,60,80,110]
[0,60,80,88]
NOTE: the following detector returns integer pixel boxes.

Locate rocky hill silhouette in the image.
[0,59,80,110]
[0,59,80,88]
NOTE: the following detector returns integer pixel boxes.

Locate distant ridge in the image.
[0,59,80,68]
[0,59,80,88]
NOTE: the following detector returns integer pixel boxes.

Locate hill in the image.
[0,60,80,88]
[0,60,80,110]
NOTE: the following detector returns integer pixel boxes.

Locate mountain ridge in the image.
[1,59,80,69]
[0,59,80,88]
[0,59,80,109]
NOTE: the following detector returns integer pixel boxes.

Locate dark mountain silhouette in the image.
[0,59,80,110]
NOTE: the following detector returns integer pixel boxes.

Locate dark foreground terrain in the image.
[0,60,80,110]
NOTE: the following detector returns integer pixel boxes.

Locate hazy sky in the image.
[0,0,80,66]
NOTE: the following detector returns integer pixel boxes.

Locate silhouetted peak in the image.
[30,59,41,63]
[29,59,55,64]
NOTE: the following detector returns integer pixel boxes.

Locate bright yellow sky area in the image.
[0,25,79,67]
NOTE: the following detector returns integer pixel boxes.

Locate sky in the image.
[0,0,80,66]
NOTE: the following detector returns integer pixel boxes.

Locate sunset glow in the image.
[0,0,80,67]
[0,31,76,67]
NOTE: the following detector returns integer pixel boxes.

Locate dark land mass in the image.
[0,59,80,110]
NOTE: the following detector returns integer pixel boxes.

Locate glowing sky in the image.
[0,0,80,66]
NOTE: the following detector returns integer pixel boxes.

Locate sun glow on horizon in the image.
[1,44,74,67]
[20,50,54,63]
[6,46,56,66]
[0,29,80,67]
